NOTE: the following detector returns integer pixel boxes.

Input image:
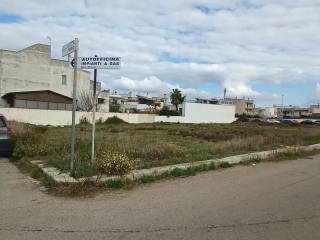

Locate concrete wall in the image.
[0,103,235,125]
[0,108,155,125]
[155,102,236,123]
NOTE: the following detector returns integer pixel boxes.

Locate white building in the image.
[255,107,278,118]
[0,43,109,111]
[155,102,236,123]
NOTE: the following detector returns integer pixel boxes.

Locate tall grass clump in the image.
[104,116,127,124]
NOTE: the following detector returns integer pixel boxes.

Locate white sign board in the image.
[62,40,75,57]
[80,56,121,69]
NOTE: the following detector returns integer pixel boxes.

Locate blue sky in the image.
[0,0,320,107]
[0,13,21,23]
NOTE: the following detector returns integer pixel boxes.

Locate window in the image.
[62,75,67,85]
[66,104,73,111]
[15,99,27,108]
[49,102,58,110]
[38,101,49,109]
[58,103,66,110]
[26,100,38,109]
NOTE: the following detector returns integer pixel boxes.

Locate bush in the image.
[96,150,135,175]
[79,116,90,125]
[235,114,249,123]
[12,129,49,159]
[96,118,103,124]
[159,106,180,116]
[71,163,97,179]
[12,142,26,160]
[219,162,232,168]
[104,116,127,124]
[105,179,125,189]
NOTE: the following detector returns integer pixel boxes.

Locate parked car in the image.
[266,119,280,124]
[0,114,15,156]
[300,120,317,125]
[280,119,299,125]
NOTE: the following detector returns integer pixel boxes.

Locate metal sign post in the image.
[79,55,121,163]
[70,38,79,171]
[62,38,78,172]
[91,68,97,162]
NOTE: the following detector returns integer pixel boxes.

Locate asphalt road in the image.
[1,156,320,240]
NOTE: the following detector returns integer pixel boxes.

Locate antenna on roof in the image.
[47,36,51,45]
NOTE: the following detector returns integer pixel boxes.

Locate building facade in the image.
[219,97,255,116]
[0,43,109,112]
[155,102,236,123]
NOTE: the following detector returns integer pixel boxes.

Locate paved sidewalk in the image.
[1,156,320,240]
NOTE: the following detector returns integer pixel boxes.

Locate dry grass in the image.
[50,180,102,197]
[266,148,320,162]
[11,121,320,177]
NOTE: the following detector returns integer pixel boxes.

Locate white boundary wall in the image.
[0,108,155,125]
[155,102,236,123]
[0,103,235,125]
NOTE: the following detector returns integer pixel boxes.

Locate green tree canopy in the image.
[170,88,186,111]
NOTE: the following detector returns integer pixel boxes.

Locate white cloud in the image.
[0,0,320,104]
[110,76,213,99]
[316,83,320,97]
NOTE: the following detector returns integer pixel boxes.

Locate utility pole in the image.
[281,94,284,119]
[91,67,97,163]
[70,38,79,171]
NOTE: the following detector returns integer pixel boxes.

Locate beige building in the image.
[0,43,109,112]
[279,106,310,118]
[220,97,255,116]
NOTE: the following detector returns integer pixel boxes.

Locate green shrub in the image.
[71,163,97,179]
[104,116,127,124]
[138,175,157,183]
[105,179,125,189]
[219,162,232,168]
[170,168,191,177]
[234,114,249,123]
[79,116,90,125]
[48,153,69,171]
[96,150,135,175]
[12,142,26,160]
[159,106,180,116]
[96,118,103,124]
[208,162,217,170]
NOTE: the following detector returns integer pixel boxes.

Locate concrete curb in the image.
[30,143,320,184]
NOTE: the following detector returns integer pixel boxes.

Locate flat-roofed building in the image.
[0,43,109,112]
[219,97,255,116]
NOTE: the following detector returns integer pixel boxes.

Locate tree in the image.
[77,90,95,112]
[170,88,186,111]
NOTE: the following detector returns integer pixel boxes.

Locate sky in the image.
[0,0,320,107]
